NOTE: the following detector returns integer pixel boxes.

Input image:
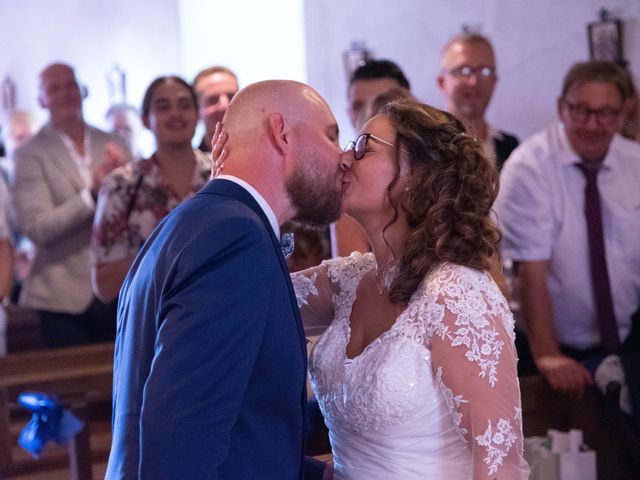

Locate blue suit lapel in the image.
[198,180,309,372]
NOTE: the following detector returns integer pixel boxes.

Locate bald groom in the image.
[106,80,350,479]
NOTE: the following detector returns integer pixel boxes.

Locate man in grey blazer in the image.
[12,63,131,348]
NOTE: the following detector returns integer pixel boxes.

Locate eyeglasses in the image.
[345,133,395,160]
[445,65,496,80]
[561,100,622,126]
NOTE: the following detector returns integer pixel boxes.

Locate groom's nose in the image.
[339,150,353,172]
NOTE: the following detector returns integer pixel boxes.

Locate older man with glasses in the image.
[437,32,518,171]
[495,62,640,463]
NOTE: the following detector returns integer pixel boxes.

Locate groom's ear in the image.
[268,112,290,156]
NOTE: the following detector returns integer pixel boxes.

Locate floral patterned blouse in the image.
[91,151,210,264]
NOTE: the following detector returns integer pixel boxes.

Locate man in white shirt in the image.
[12,63,131,348]
[495,61,640,407]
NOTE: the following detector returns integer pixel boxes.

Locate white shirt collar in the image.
[557,122,619,171]
[55,125,92,187]
[216,175,280,238]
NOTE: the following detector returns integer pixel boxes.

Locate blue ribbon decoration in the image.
[17,391,84,458]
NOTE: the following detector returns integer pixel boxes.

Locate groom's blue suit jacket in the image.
[106,179,316,479]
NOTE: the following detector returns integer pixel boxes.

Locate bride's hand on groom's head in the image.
[210,122,229,178]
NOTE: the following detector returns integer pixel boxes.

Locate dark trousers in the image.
[517,310,640,435]
[38,298,117,348]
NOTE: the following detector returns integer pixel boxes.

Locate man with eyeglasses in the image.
[437,32,518,171]
[495,61,640,445]
[193,66,239,152]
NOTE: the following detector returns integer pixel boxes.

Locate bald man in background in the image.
[107,80,350,480]
[438,33,518,170]
[12,63,130,348]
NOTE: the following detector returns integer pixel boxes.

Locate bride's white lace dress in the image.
[293,252,530,479]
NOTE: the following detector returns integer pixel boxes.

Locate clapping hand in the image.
[92,142,127,195]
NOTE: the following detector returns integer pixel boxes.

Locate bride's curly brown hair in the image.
[380,99,501,305]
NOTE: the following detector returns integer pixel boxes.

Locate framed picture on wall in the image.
[588,19,623,62]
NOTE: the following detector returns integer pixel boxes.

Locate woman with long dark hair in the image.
[91,76,210,302]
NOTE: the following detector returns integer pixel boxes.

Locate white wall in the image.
[0,0,306,141]
[0,0,182,129]
[305,0,640,144]
[177,0,307,87]
[1,0,638,145]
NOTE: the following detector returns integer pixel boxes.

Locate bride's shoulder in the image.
[418,262,500,300]
[320,251,375,284]
[424,262,493,291]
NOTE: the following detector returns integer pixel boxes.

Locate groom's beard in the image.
[287,150,343,230]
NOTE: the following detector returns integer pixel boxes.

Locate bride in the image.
[214,98,529,479]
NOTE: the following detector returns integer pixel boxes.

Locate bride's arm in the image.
[425,268,529,480]
[292,261,337,336]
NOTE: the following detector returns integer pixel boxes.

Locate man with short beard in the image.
[437,33,518,171]
[107,80,350,480]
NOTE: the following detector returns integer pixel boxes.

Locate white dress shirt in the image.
[495,122,640,350]
[57,127,96,209]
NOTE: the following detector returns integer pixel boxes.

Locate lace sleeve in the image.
[425,264,529,479]
[291,260,336,337]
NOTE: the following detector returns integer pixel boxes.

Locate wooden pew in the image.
[0,342,114,479]
[520,374,637,480]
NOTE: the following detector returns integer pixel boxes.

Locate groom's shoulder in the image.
[172,187,264,232]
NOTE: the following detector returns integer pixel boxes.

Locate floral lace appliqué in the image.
[436,367,469,442]
[292,272,318,308]
[426,265,512,386]
[475,418,518,476]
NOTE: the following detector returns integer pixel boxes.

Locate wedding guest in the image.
[192,66,239,152]
[336,59,412,257]
[0,110,35,183]
[91,76,210,303]
[437,32,518,170]
[12,63,131,348]
[0,176,12,354]
[347,59,411,131]
[496,60,640,394]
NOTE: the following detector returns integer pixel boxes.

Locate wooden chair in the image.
[0,343,114,479]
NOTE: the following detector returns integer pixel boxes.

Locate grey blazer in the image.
[12,122,130,313]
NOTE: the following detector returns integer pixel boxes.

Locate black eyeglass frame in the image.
[560,99,623,126]
[345,133,396,160]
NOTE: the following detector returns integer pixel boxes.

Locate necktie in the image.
[576,163,620,351]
